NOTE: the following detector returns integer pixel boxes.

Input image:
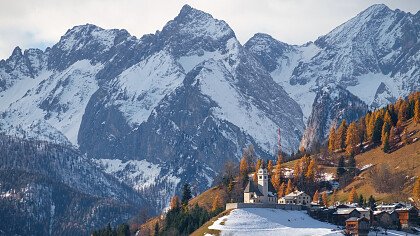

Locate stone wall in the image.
[226,203,305,211]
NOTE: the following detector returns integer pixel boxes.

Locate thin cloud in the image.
[0,0,418,59]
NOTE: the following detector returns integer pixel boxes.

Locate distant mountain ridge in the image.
[0,4,418,220]
[245,4,419,150]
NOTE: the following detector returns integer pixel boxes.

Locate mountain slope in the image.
[245,4,419,151]
[0,5,304,212]
[0,135,147,235]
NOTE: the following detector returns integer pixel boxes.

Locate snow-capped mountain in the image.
[0,5,304,213]
[245,4,419,151]
[0,3,418,217]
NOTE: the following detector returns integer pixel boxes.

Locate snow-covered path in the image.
[208,208,342,236]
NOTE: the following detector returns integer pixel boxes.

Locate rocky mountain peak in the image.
[244,33,293,72]
[159,4,235,49]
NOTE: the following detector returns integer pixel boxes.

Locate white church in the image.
[244,168,278,203]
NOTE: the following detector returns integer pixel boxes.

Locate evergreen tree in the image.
[116,224,130,236]
[348,187,357,203]
[313,190,319,204]
[358,194,364,207]
[328,126,336,153]
[154,222,159,236]
[368,195,376,210]
[382,132,390,153]
[337,156,346,177]
[322,191,328,207]
[182,183,192,206]
[348,154,357,177]
[372,114,384,143]
[336,120,348,150]
[285,179,293,195]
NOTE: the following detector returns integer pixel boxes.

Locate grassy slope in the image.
[336,120,420,203]
[283,120,419,203]
[138,121,419,233]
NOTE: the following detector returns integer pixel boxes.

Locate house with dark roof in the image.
[243,168,277,204]
[332,208,361,226]
[373,210,400,230]
[345,217,369,236]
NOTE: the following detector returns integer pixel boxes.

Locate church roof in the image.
[244,180,263,196]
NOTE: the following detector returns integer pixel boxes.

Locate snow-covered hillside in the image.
[207,208,341,236]
[245,4,419,151]
[0,3,418,213]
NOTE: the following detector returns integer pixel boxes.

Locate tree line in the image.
[328,92,419,154]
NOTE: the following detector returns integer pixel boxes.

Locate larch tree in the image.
[389,126,396,146]
[381,121,391,144]
[336,120,348,150]
[211,193,221,212]
[239,157,248,177]
[382,132,390,153]
[322,191,328,207]
[357,117,367,144]
[313,190,319,204]
[345,122,360,155]
[253,159,262,182]
[170,195,181,210]
[305,158,316,182]
[397,101,408,127]
[328,126,336,153]
[267,160,273,174]
[278,182,285,198]
[412,177,420,200]
[293,159,301,181]
[285,179,293,195]
[414,100,420,124]
[413,177,420,203]
[330,190,337,207]
[367,113,375,141]
[271,156,282,190]
[348,187,357,203]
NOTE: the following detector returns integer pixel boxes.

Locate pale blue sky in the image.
[0,0,418,59]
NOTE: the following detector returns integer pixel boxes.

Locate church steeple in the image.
[257,167,268,201]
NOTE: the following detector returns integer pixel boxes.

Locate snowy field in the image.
[208,208,341,236]
[206,208,416,236]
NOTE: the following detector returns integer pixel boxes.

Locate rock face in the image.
[0,4,418,220]
[245,4,419,151]
[299,86,368,151]
[0,4,304,214]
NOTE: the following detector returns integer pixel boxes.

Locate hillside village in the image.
[136,92,420,236]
